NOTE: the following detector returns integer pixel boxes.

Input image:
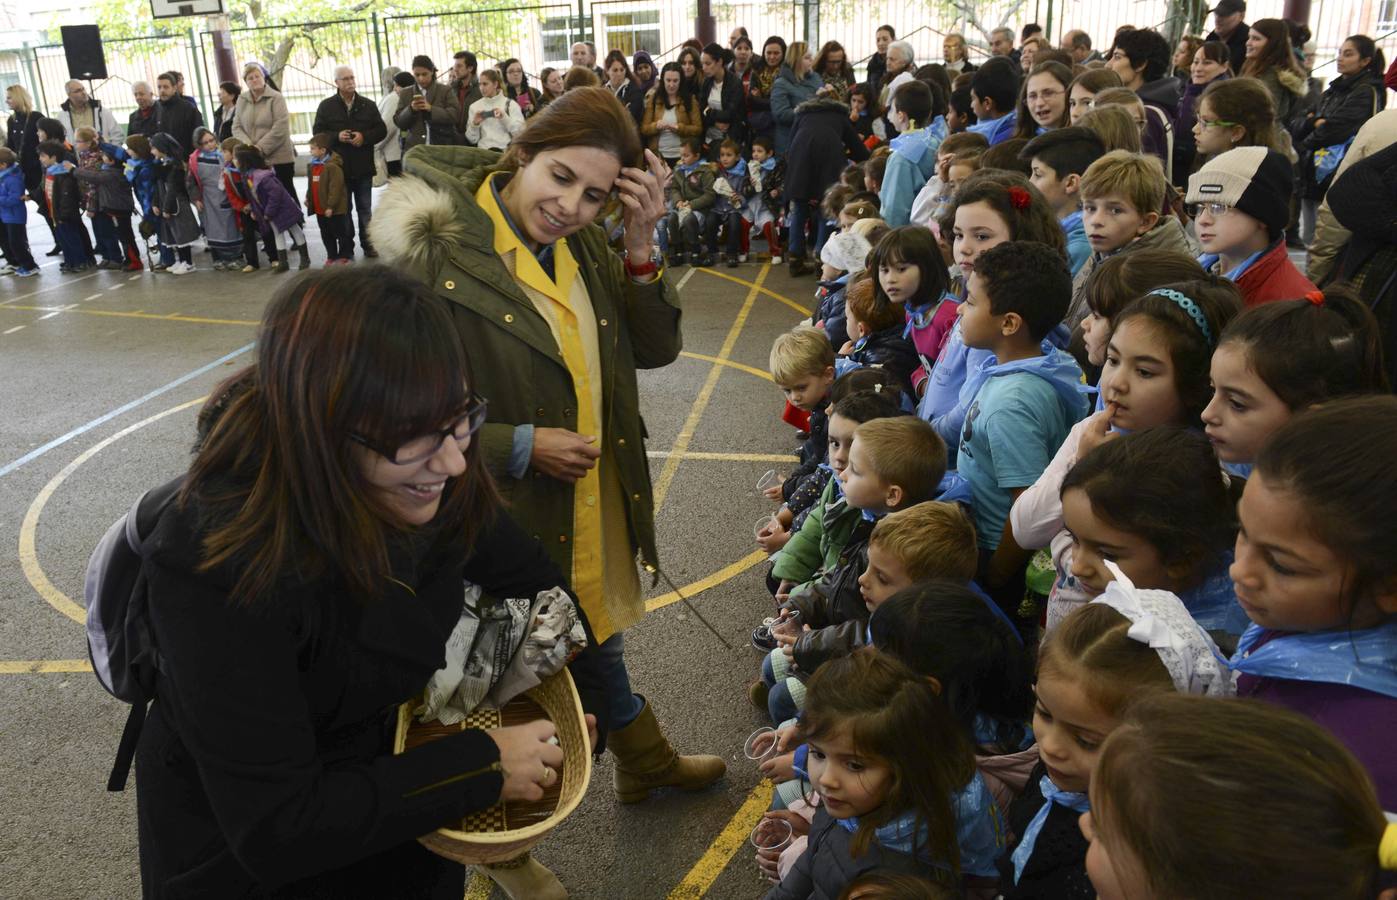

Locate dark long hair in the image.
[1343,34,1387,79]
[1241,18,1304,79]
[183,267,499,605]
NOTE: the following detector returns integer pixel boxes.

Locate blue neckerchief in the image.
[489,172,555,280]
[197,150,221,165]
[45,162,67,176]
[1179,552,1250,637]
[835,774,1003,875]
[902,290,954,339]
[1229,619,1397,699]
[859,507,887,523]
[1011,775,1090,883]
[759,156,776,172]
[724,158,748,177]
[1059,210,1083,232]
[676,158,704,176]
[1199,248,1266,282]
[1223,460,1252,479]
[309,153,328,165]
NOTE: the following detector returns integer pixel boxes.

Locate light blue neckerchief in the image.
[1229,619,1397,698]
[675,158,704,177]
[1010,775,1090,883]
[1199,248,1266,282]
[1222,460,1252,479]
[45,162,67,176]
[309,153,329,165]
[724,157,748,177]
[759,156,776,172]
[1059,210,1083,233]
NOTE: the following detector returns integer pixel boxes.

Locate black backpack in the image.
[84,476,183,791]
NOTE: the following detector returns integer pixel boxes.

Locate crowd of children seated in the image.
[730,20,1397,898]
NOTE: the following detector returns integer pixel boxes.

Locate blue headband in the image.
[1148,288,1213,347]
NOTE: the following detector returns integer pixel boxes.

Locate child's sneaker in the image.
[738,253,748,262]
[14,266,38,277]
[771,254,783,265]
[241,264,258,273]
[667,252,686,268]
[96,259,122,270]
[694,252,714,267]
[0,263,14,275]
[725,254,739,268]
[169,261,193,275]
[751,623,778,652]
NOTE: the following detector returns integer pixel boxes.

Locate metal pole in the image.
[31,46,48,114]
[21,43,42,111]
[1283,0,1311,28]
[187,25,213,123]
[696,0,715,44]
[372,12,385,78]
[1045,0,1054,45]
[208,13,238,84]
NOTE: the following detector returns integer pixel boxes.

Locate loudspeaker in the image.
[60,25,107,81]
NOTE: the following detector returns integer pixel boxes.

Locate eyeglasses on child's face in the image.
[1196,116,1239,129]
[350,394,489,465]
[1186,202,1234,219]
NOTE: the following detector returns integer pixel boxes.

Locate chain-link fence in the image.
[16,0,1397,145]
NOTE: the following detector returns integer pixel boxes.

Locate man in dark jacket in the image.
[154,71,204,156]
[312,66,388,257]
[1205,0,1249,75]
[450,51,482,144]
[784,98,870,275]
[127,81,162,140]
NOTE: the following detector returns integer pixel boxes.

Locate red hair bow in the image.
[1305,290,1325,307]
[1007,186,1031,211]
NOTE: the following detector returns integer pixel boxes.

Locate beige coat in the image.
[232,86,295,165]
[1309,109,1397,283]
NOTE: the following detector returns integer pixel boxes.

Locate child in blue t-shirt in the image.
[955,240,1087,618]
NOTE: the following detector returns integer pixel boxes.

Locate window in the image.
[602,10,661,58]
[541,16,577,68]
[1381,0,1397,30]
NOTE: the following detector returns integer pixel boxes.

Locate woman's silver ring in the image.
[541,766,557,786]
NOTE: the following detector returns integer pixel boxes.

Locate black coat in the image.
[864,53,886,96]
[42,169,82,221]
[6,110,42,191]
[1206,23,1249,75]
[312,92,389,180]
[212,105,235,142]
[134,488,610,897]
[156,95,205,157]
[611,81,646,127]
[849,324,920,399]
[1298,69,1387,197]
[783,98,870,202]
[996,761,1095,899]
[1327,138,1397,389]
[766,805,936,900]
[128,104,163,142]
[699,72,746,145]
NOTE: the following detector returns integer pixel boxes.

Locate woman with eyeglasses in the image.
[132,266,611,899]
[1174,40,1231,182]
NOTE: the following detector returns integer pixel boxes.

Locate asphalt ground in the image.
[0,199,820,900]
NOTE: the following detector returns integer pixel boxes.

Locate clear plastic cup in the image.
[750,815,793,852]
[754,514,778,538]
[744,726,780,761]
[771,609,802,637]
[755,469,779,492]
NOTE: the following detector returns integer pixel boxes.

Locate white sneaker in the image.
[0,264,13,275]
[738,253,748,263]
[771,255,783,265]
[169,261,193,275]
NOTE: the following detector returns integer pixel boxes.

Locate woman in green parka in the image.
[371,87,725,899]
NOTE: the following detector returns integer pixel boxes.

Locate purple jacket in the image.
[1237,631,1397,810]
[247,167,303,233]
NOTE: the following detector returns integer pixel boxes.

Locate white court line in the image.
[3,325,24,335]
[106,285,124,292]
[0,341,256,479]
[0,269,100,307]
[127,274,141,281]
[37,304,77,320]
[675,267,698,291]
[82,293,102,302]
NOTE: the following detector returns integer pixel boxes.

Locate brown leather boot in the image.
[608,697,727,804]
[477,852,567,899]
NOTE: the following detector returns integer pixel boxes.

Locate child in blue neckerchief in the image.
[761,651,1004,898]
[0,147,39,276]
[123,134,159,257]
[706,138,752,268]
[745,135,785,264]
[998,572,1232,898]
[878,81,947,228]
[37,139,93,273]
[664,138,716,267]
[1229,396,1397,811]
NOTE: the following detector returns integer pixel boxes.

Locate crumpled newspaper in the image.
[416,584,587,725]
[713,178,737,200]
[675,206,694,228]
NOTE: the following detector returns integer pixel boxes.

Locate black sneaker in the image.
[725,254,739,268]
[751,624,778,652]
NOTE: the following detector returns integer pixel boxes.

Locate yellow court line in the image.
[645,450,796,463]
[20,398,206,625]
[0,659,93,674]
[667,781,775,898]
[696,267,812,316]
[645,549,770,613]
[1,305,259,327]
[651,265,769,512]
[678,350,774,382]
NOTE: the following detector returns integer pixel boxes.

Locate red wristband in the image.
[625,255,659,277]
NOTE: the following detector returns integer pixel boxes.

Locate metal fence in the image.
[17,0,1397,145]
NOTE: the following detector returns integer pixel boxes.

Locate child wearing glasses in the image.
[1187,146,1315,306]
[1191,78,1280,164]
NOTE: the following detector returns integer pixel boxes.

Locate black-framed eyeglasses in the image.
[351,393,489,465]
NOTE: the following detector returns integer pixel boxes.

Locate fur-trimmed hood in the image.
[795,97,850,116]
[1275,66,1309,97]
[368,145,503,276]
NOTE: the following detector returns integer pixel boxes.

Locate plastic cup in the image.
[754,514,778,538]
[750,816,794,852]
[744,726,780,761]
[755,469,779,492]
[771,609,801,637]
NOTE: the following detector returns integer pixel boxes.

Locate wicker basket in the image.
[392,667,592,865]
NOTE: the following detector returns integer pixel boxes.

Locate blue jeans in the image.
[596,632,646,730]
[345,174,374,253]
[761,653,799,725]
[787,200,810,259]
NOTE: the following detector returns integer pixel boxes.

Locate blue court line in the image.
[0,342,255,479]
